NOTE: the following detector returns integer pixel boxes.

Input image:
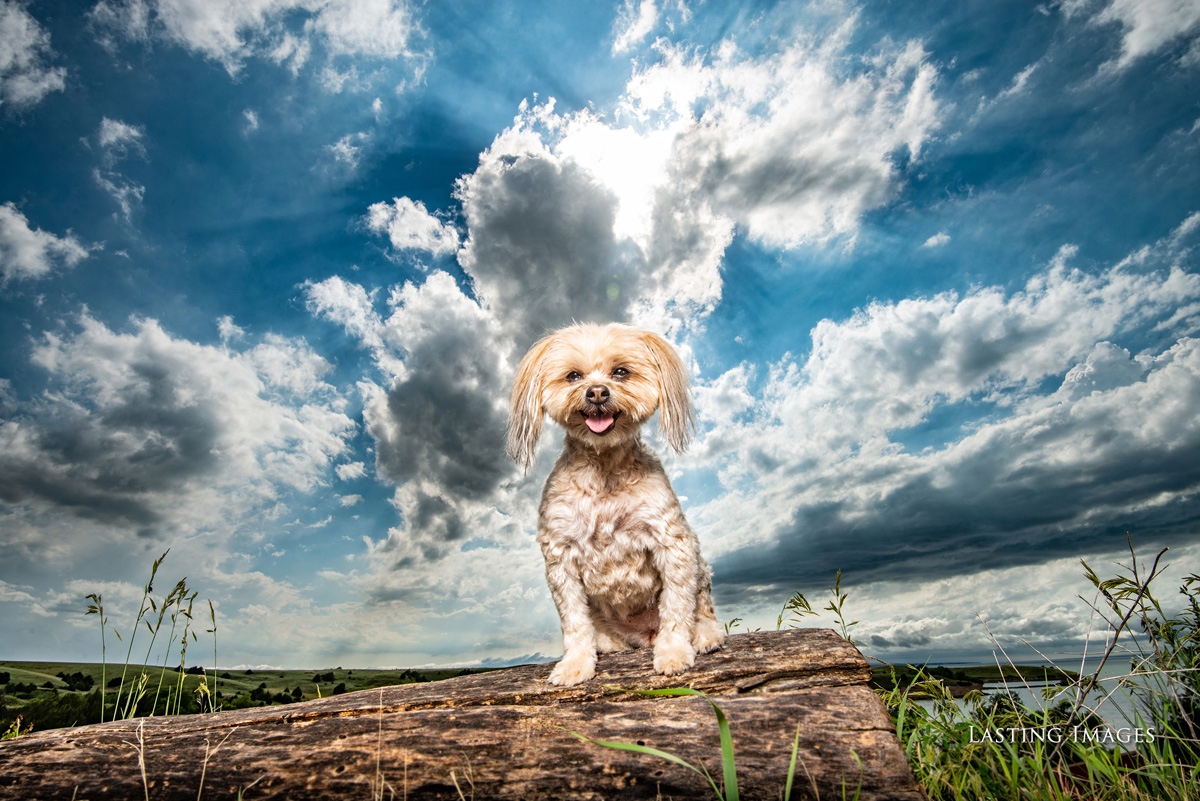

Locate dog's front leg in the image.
[651,532,700,675]
[544,550,598,686]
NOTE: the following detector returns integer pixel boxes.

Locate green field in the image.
[869,663,1080,697]
[0,660,507,733]
[2,658,1078,735]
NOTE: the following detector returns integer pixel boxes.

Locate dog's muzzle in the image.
[580,384,621,435]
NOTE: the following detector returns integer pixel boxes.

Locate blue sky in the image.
[2,0,1199,670]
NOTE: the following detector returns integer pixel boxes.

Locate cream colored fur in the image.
[507,322,725,686]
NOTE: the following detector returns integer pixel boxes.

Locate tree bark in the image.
[0,629,926,800]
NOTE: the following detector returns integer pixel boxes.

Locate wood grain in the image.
[0,629,926,800]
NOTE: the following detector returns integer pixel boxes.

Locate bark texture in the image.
[0,629,926,800]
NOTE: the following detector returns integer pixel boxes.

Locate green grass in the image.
[1,548,501,734]
[567,541,1198,801]
[3,540,1196,801]
[0,661,497,731]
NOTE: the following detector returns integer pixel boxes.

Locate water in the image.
[913,658,1167,749]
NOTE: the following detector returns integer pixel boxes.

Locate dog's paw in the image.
[548,656,596,686]
[653,640,696,676]
[692,619,726,654]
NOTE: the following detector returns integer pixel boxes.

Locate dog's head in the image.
[507,323,694,468]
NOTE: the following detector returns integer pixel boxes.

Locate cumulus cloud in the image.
[692,219,1200,605]
[335,461,366,481]
[0,314,354,540]
[0,202,92,283]
[306,11,946,604]
[922,231,950,248]
[306,0,418,59]
[88,0,422,79]
[620,28,939,252]
[0,0,66,107]
[365,197,459,256]
[454,122,640,344]
[308,271,515,569]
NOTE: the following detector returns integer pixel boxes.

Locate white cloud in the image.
[1,314,354,542]
[92,169,145,222]
[94,118,148,221]
[308,9,947,611]
[922,231,950,248]
[302,275,396,375]
[0,202,92,283]
[0,0,66,107]
[305,0,418,59]
[88,0,422,79]
[242,108,259,133]
[612,0,658,54]
[0,578,35,603]
[365,196,459,256]
[687,220,1200,597]
[338,493,362,507]
[245,333,339,397]
[328,132,367,169]
[335,461,366,481]
[217,314,245,342]
[620,32,940,252]
[1068,0,1200,73]
[98,117,145,153]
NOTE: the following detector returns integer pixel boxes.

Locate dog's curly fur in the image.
[507,322,725,686]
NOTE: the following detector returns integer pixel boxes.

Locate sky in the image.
[1,0,1199,671]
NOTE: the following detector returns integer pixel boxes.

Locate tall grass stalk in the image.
[207,600,219,711]
[113,549,169,720]
[80,549,219,722]
[84,593,107,722]
[877,541,1198,801]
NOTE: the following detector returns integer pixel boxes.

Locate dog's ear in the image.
[642,331,695,453]
[507,333,555,469]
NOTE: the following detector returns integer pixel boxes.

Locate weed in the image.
[2,715,32,740]
[568,544,1198,801]
[877,541,1199,801]
[564,687,744,801]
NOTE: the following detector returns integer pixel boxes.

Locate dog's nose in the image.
[586,384,610,405]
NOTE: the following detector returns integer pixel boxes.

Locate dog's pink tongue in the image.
[586,415,615,433]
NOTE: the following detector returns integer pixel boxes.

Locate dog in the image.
[507,322,725,686]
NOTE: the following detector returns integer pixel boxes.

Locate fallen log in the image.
[0,629,926,800]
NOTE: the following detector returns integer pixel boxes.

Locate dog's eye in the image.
[612,367,630,379]
[566,371,582,382]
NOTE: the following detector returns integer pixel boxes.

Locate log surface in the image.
[0,629,925,800]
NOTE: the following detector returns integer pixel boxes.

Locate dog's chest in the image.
[568,490,662,610]
[540,467,669,599]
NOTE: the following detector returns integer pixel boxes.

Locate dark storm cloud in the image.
[364,302,510,499]
[711,378,1200,609]
[456,143,644,348]
[0,372,222,532]
[0,316,352,539]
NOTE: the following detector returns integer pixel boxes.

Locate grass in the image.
[567,540,1198,801]
[1,549,495,735]
[564,687,745,801]
[3,541,1196,801]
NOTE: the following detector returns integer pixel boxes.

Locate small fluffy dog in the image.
[508,322,725,686]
